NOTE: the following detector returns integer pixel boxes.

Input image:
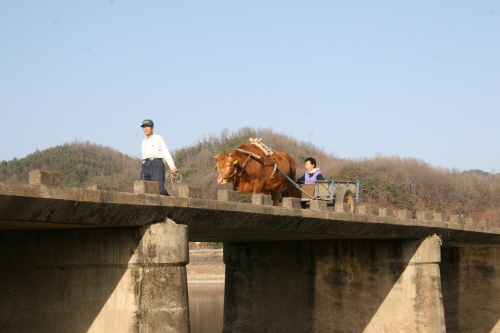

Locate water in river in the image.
[188,283,225,333]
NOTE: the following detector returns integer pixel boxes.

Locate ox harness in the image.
[246,140,317,198]
[217,138,315,199]
[217,138,277,182]
[217,149,265,182]
[221,138,286,181]
[237,139,278,180]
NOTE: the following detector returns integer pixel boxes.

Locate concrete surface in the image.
[2,172,500,333]
[0,223,189,333]
[223,236,445,333]
[441,246,500,333]
[0,173,499,245]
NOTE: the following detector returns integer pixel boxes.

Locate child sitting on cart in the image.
[296,157,325,184]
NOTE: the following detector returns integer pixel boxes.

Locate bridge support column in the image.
[223,236,445,333]
[0,223,189,333]
[441,246,500,333]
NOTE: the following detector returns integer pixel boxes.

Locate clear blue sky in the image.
[1,1,499,172]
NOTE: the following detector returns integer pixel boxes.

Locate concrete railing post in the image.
[218,190,239,202]
[358,205,374,215]
[309,200,327,211]
[449,215,465,226]
[416,211,432,220]
[335,203,350,213]
[282,197,301,209]
[398,210,412,219]
[378,207,393,217]
[29,170,60,186]
[252,193,272,206]
[178,185,202,199]
[433,213,444,222]
[134,180,159,194]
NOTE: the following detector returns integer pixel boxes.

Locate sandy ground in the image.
[186,249,225,282]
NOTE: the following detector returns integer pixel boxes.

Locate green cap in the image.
[141,119,154,127]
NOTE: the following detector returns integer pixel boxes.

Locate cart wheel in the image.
[336,187,355,213]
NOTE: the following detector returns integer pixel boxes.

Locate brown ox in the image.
[214,143,297,206]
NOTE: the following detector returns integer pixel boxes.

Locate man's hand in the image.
[170,167,178,173]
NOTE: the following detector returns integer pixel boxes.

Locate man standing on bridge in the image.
[139,119,177,196]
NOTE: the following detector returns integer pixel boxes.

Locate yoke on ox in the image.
[214,141,297,206]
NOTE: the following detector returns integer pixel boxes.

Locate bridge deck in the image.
[1,181,499,245]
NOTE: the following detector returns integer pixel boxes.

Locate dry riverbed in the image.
[186,249,225,283]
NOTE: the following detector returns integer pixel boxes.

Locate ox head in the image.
[214,152,239,184]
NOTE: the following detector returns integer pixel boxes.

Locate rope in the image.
[249,138,274,157]
[165,170,182,190]
[246,138,299,192]
[177,166,214,171]
[165,166,214,190]
[237,154,254,176]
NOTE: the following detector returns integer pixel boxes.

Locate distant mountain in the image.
[463,169,490,177]
[0,141,140,191]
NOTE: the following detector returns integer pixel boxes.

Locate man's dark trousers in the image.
[140,159,169,195]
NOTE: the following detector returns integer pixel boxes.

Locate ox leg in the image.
[285,182,300,199]
[271,192,280,206]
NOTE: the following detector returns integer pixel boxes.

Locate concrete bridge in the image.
[1,170,500,332]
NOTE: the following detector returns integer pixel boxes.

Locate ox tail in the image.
[274,151,301,199]
[283,152,296,179]
[274,151,295,176]
[275,164,312,199]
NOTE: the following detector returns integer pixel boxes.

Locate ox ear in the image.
[229,153,233,157]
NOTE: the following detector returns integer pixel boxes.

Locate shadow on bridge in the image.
[441,246,500,333]
[222,239,437,332]
[1,227,144,333]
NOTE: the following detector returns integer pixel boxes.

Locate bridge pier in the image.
[441,246,500,333]
[0,223,190,333]
[223,236,445,333]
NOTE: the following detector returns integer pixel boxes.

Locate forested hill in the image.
[1,128,499,226]
[174,127,500,226]
[0,141,140,192]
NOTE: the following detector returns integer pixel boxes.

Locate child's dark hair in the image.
[305,157,317,167]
